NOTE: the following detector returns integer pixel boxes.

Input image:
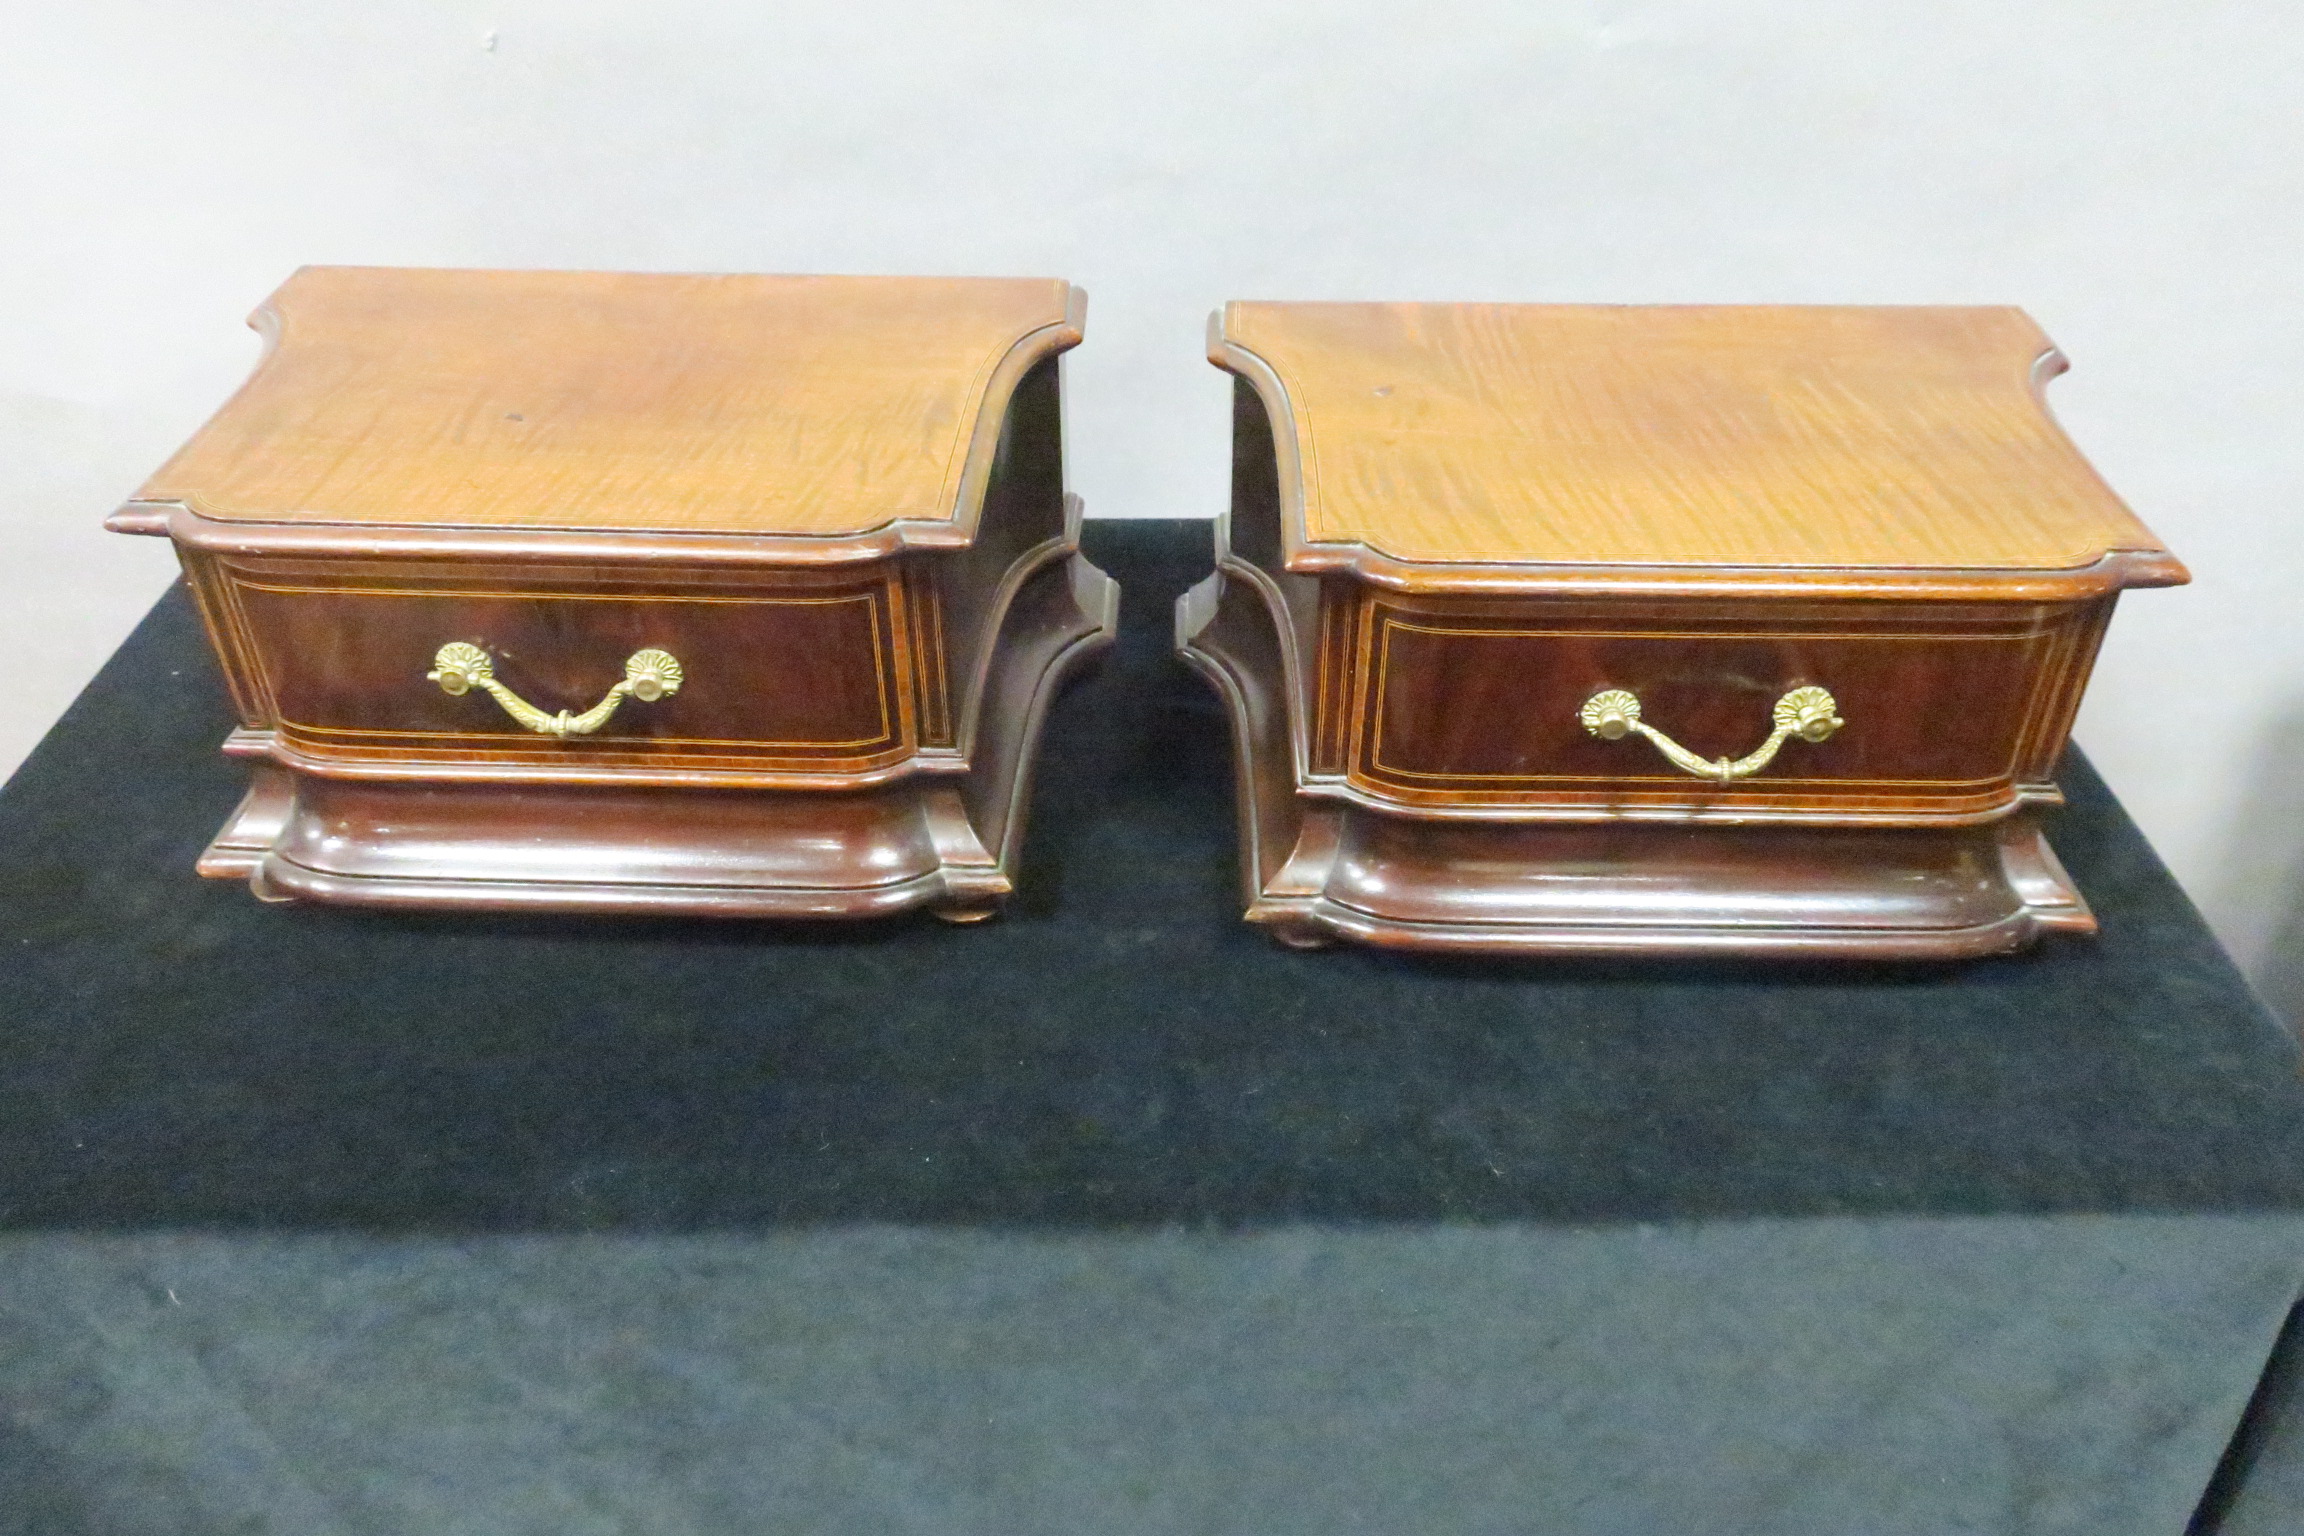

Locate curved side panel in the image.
[954,546,1121,890]
[944,292,1086,544]
[1175,563,1309,910]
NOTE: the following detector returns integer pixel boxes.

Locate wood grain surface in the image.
[139,267,1078,537]
[125,267,1111,918]
[1219,302,2174,574]
[201,557,917,781]
[1330,590,2107,821]
[1179,311,2156,955]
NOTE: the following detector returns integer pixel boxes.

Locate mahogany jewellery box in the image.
[1178,302,2186,957]
[109,266,1116,921]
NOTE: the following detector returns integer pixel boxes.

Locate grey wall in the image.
[4,1,2300,1001]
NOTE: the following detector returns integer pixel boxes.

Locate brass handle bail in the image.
[1579,685,1842,783]
[427,642,683,738]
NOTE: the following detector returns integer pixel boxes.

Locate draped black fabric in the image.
[3,522,2302,1536]
[2,521,2300,1233]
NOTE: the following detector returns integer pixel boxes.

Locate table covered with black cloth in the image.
[3,520,2302,1536]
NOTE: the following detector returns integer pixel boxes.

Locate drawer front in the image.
[1324,592,2111,820]
[194,558,939,780]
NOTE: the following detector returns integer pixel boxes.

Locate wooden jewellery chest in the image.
[109,267,1116,920]
[1177,302,2185,957]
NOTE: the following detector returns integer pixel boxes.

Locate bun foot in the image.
[1268,922,1333,951]
[933,903,1001,926]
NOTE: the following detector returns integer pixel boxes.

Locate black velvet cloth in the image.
[9,522,2304,1536]
[2,519,2300,1235]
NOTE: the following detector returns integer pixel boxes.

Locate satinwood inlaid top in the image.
[1219,302,2175,575]
[139,267,1078,537]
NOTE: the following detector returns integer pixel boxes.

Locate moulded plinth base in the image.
[1233,806,2095,959]
[200,770,1010,919]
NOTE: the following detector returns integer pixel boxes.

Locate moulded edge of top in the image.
[111,268,1086,565]
[1206,303,2188,602]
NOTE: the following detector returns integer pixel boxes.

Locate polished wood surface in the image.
[1215,303,2183,591]
[1185,301,2181,957]
[1325,589,2109,822]
[200,766,998,917]
[136,266,1079,537]
[202,557,917,782]
[1288,810,2092,959]
[117,268,1109,919]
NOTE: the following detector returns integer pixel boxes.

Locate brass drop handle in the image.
[427,642,683,738]
[1579,685,1842,783]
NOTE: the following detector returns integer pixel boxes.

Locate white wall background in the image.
[4,1,2301,1001]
